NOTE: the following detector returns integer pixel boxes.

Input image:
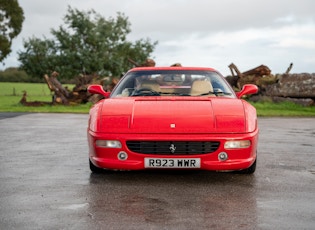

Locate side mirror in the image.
[236,84,258,98]
[88,85,110,98]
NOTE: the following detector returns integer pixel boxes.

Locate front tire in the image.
[238,159,256,174]
[89,159,103,173]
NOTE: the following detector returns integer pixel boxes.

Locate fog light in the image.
[218,152,228,161]
[95,140,122,148]
[118,151,128,161]
[224,140,251,149]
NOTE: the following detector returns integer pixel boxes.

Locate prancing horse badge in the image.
[169,144,176,153]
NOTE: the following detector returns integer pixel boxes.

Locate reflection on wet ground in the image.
[0,114,314,229]
[87,170,258,229]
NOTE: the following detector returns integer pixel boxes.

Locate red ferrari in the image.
[87,67,259,173]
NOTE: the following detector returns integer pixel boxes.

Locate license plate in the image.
[144,158,200,168]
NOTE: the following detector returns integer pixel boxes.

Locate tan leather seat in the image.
[140,80,161,92]
[190,80,214,96]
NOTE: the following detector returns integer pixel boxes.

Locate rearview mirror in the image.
[236,84,258,98]
[88,85,110,98]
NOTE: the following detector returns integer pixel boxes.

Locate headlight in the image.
[95,140,122,148]
[224,140,251,149]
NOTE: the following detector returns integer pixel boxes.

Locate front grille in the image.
[126,141,220,155]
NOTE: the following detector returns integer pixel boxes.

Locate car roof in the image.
[128,66,217,72]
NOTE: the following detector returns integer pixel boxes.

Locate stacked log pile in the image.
[265,73,315,106]
[47,72,118,105]
[226,63,276,90]
[20,71,113,106]
[226,63,315,106]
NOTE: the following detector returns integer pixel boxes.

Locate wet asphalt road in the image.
[0,113,314,230]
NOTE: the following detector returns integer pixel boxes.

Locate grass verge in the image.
[0,82,89,113]
[0,82,315,116]
[250,101,315,117]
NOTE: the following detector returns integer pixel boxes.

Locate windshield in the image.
[111,70,235,98]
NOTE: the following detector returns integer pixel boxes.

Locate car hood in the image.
[98,97,250,134]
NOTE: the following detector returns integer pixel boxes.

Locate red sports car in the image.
[87,67,259,173]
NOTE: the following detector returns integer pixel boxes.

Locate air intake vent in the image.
[126,141,220,155]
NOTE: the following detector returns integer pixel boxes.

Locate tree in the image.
[0,0,24,62]
[18,6,157,79]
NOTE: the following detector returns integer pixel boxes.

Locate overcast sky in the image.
[2,0,315,75]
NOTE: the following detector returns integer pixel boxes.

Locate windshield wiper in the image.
[131,88,161,96]
[157,92,191,96]
[198,91,232,96]
[214,91,232,96]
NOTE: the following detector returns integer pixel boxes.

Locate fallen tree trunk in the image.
[44,72,69,104]
[242,65,271,76]
[265,73,315,98]
[42,72,107,105]
[227,63,276,90]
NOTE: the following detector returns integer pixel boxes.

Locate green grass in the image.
[250,101,315,117]
[0,82,73,97]
[0,82,91,113]
[0,82,315,116]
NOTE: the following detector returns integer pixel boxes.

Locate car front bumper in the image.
[88,129,258,171]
